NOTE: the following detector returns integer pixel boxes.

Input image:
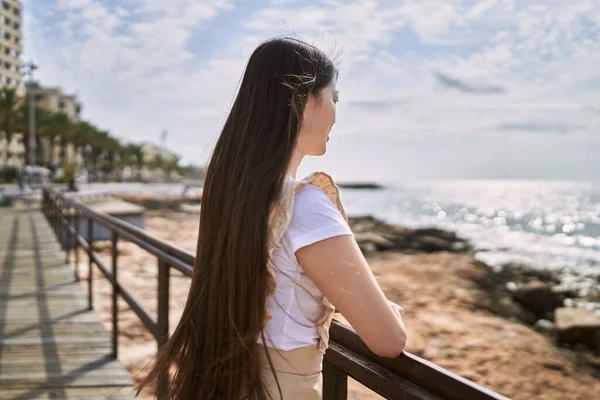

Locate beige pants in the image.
[258,344,323,400]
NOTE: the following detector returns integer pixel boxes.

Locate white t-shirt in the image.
[260,182,354,351]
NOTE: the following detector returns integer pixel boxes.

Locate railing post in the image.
[74,210,80,282]
[42,190,47,216]
[54,196,58,238]
[111,231,119,359]
[87,218,94,310]
[47,192,52,229]
[61,201,67,257]
[323,358,347,400]
[57,198,62,246]
[66,205,72,265]
[157,259,170,399]
[53,196,59,240]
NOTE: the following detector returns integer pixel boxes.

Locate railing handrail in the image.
[41,186,507,400]
[327,322,507,399]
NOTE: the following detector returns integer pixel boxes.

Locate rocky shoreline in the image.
[474,261,600,354]
[349,215,600,356]
[85,210,600,399]
[350,215,470,254]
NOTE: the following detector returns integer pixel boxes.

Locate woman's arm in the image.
[296,235,408,358]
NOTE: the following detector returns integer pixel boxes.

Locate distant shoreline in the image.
[338,182,384,189]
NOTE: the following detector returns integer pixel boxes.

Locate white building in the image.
[0,131,24,167]
[140,142,180,181]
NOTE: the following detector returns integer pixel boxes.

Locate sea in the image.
[81,180,600,277]
[342,180,600,277]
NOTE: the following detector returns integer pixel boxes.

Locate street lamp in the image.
[84,144,92,183]
[113,153,121,182]
[21,61,38,167]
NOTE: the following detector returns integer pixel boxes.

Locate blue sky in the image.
[23,0,600,181]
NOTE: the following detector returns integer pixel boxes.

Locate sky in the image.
[23,0,600,182]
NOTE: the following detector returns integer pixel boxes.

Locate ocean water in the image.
[83,180,600,276]
[340,180,600,276]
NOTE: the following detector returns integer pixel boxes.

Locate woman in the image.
[138,37,407,399]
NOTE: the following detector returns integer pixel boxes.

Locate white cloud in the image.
[245,0,405,60]
[466,0,498,19]
[22,0,600,180]
[399,0,466,43]
[56,0,91,9]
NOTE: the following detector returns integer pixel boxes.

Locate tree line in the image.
[0,87,184,180]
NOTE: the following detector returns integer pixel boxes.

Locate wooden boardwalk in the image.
[0,207,135,399]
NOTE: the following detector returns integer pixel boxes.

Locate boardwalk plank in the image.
[0,208,136,399]
[0,387,136,400]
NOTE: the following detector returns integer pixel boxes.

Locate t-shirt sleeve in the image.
[287,184,354,253]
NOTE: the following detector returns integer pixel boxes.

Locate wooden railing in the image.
[42,187,507,400]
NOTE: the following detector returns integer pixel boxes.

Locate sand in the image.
[74,210,600,400]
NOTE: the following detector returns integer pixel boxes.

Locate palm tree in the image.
[130,144,144,170]
[123,143,144,180]
[100,135,120,179]
[71,121,97,150]
[0,88,23,164]
[103,135,120,161]
[164,155,181,181]
[43,111,74,164]
[18,103,54,165]
[71,121,105,178]
[5,93,181,182]
[61,117,80,164]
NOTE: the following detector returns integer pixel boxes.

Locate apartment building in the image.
[0,0,22,90]
[32,85,81,122]
[0,1,23,168]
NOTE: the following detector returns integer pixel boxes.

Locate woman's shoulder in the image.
[284,172,353,252]
[294,183,332,211]
[295,171,338,194]
[291,172,347,221]
[268,171,348,253]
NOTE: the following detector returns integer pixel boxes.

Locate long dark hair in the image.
[137,37,337,399]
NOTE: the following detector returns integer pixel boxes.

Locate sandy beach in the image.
[77,210,600,400]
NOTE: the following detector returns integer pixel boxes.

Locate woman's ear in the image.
[302,93,317,123]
